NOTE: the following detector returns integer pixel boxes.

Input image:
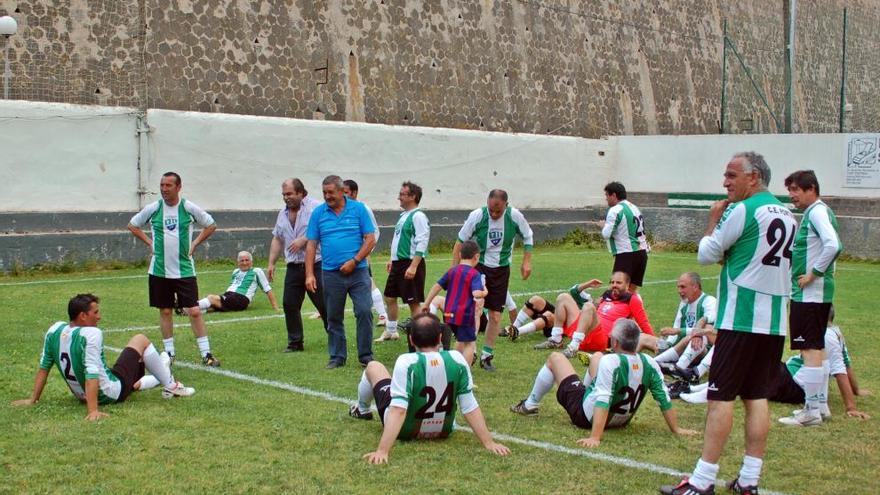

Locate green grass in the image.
[1,246,877,494]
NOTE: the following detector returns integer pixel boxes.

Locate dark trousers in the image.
[283,261,328,347]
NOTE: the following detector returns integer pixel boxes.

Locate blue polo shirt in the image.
[306,198,375,271]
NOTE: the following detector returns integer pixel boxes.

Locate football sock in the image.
[737,455,763,488]
[143,344,174,387]
[137,375,161,391]
[357,372,373,413]
[656,347,680,363]
[387,320,398,335]
[696,347,713,376]
[568,331,584,350]
[549,326,563,342]
[196,336,211,358]
[514,310,531,327]
[676,340,703,368]
[198,298,211,311]
[525,365,554,409]
[428,302,438,315]
[689,458,719,491]
[801,365,824,413]
[481,345,494,358]
[820,359,830,411]
[371,288,386,318]
[504,292,517,312]
[162,338,175,357]
[518,321,538,336]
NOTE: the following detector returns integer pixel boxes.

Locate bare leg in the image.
[187,306,207,338]
[159,308,174,339]
[457,341,476,366]
[364,360,391,387]
[384,296,399,322]
[701,400,735,463]
[742,399,770,458]
[407,302,421,320]
[484,310,502,348]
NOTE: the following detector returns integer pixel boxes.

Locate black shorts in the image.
[707,330,785,401]
[789,302,831,350]
[219,291,250,312]
[612,250,648,287]
[111,347,145,403]
[449,323,477,343]
[556,374,592,429]
[374,378,393,425]
[476,264,510,312]
[149,275,199,309]
[769,362,806,405]
[383,260,426,303]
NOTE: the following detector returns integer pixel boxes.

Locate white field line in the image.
[103,345,790,495]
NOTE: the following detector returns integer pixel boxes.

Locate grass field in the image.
[1,246,876,494]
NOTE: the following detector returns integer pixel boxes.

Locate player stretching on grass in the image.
[349,312,510,464]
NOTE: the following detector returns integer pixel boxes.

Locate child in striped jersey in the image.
[422,240,487,366]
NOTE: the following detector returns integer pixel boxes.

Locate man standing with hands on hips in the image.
[305,175,377,369]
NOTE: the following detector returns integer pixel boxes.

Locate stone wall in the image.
[0,0,877,138]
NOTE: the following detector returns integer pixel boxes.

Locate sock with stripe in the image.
[481,345,493,359]
[196,336,211,358]
[142,343,173,387]
[162,338,175,357]
[514,310,531,327]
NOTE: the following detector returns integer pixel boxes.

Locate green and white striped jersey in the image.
[666,293,717,346]
[457,206,533,268]
[390,208,430,261]
[791,200,842,303]
[698,192,797,336]
[39,322,121,404]
[389,349,477,440]
[602,200,648,255]
[226,268,271,301]
[130,198,215,279]
[582,353,671,428]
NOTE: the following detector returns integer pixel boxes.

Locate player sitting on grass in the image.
[511,318,697,447]
[348,312,510,464]
[13,294,194,421]
[422,240,487,366]
[191,251,279,313]
[507,282,594,342]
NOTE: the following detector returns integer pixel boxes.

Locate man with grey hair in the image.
[655,272,716,370]
[511,318,697,447]
[306,175,377,369]
[194,251,278,313]
[661,152,797,495]
[268,178,327,353]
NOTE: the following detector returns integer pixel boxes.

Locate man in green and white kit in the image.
[779,169,843,427]
[511,319,697,447]
[349,313,510,464]
[453,189,533,372]
[195,251,279,313]
[376,181,431,342]
[128,172,220,367]
[662,152,797,495]
[13,294,194,421]
[599,182,649,290]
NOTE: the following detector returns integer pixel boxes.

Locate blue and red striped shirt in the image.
[437,264,485,327]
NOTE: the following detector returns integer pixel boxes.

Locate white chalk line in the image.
[102,345,790,495]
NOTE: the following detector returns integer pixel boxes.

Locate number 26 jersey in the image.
[699,191,798,336]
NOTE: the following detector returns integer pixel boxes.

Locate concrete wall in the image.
[614,134,880,198]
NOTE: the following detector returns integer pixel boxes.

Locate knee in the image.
[188,307,203,319]
[555,292,571,304]
[159,308,173,317]
[365,360,386,377]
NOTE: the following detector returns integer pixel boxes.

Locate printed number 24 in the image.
[632,215,646,237]
[414,383,455,419]
[762,218,794,267]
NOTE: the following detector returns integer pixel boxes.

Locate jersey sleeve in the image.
[644,355,673,411]
[629,294,654,335]
[82,328,104,380]
[457,209,481,242]
[825,327,848,376]
[698,202,745,265]
[184,200,215,228]
[412,211,430,257]
[437,269,451,290]
[601,205,620,240]
[810,206,843,276]
[591,356,617,409]
[254,268,272,292]
[129,202,159,229]
[271,209,286,239]
[389,355,416,410]
[672,301,685,329]
[450,351,479,414]
[702,295,718,324]
[511,208,534,250]
[470,272,485,292]
[38,323,62,370]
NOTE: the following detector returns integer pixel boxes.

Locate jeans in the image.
[322,267,373,363]
[283,261,328,347]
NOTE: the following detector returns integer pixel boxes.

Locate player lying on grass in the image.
[511,318,698,447]
[505,282,593,342]
[13,294,194,421]
[348,312,510,464]
[531,271,658,357]
[189,251,279,313]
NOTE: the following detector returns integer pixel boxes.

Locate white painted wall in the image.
[613,134,880,198]
[0,101,140,211]
[144,109,609,211]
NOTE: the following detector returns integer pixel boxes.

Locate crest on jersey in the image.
[686,313,697,328]
[489,229,503,246]
[165,218,178,232]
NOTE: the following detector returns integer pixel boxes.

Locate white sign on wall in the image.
[844,134,880,188]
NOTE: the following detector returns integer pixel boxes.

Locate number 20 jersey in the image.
[581,353,671,428]
[699,191,797,336]
[389,350,477,440]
